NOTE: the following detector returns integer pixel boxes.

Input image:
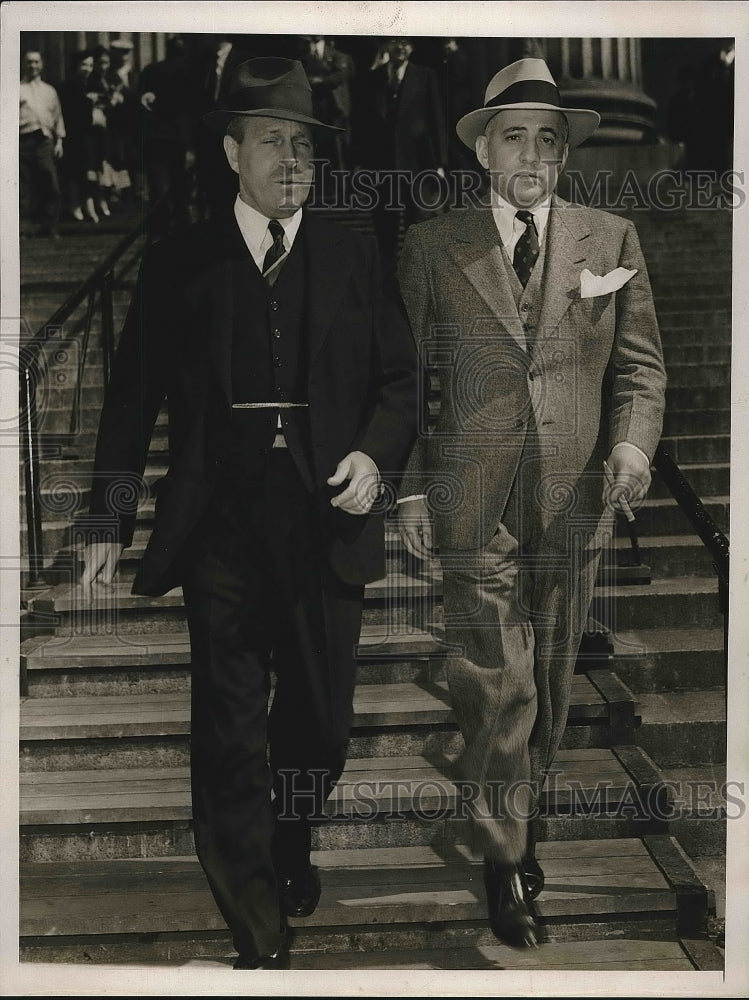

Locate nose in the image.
[519,137,540,165]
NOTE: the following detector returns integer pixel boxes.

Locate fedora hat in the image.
[203,56,344,134]
[456,57,600,150]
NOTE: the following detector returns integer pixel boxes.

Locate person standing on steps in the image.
[396,57,666,949]
[19,49,65,238]
[81,57,418,970]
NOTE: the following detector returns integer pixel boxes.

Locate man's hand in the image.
[53,138,63,159]
[397,497,433,560]
[80,541,124,604]
[141,91,156,111]
[328,451,380,515]
[602,444,651,512]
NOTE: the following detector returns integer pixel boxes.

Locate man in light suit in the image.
[82,58,417,969]
[397,58,666,948]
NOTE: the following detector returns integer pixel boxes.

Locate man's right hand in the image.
[397,497,434,560]
[80,541,124,604]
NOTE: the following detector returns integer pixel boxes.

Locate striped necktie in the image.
[513,210,539,287]
[262,219,287,286]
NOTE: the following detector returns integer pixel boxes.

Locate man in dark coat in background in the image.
[82,57,418,969]
[355,37,447,272]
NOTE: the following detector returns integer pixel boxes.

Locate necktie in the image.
[262,220,287,286]
[513,210,540,287]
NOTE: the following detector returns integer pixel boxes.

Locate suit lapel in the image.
[303,212,350,366]
[447,205,527,351]
[535,197,591,344]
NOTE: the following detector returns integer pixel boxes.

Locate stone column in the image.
[544,37,657,144]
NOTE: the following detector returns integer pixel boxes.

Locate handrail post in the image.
[101,270,115,385]
[20,360,45,587]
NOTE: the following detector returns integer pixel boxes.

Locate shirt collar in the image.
[233,195,303,262]
[490,191,552,248]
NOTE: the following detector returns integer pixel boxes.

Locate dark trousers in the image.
[19,131,61,227]
[182,450,364,959]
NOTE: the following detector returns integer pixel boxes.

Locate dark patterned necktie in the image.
[513,210,539,287]
[262,219,287,286]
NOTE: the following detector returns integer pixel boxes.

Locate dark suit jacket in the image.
[89,212,418,595]
[355,61,447,172]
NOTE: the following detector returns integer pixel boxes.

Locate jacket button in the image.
[270,301,279,311]
[514,419,525,430]
[273,328,281,339]
[274,357,283,367]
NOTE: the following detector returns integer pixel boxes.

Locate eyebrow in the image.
[502,124,560,137]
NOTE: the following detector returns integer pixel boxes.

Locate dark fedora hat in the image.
[203,56,344,134]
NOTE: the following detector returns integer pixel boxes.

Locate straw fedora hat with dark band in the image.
[203,56,345,134]
[456,57,600,150]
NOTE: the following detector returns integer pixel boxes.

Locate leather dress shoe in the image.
[234,931,291,969]
[278,864,321,918]
[523,855,545,900]
[484,859,539,948]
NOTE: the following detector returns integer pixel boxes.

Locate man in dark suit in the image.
[82,57,418,969]
[194,34,247,218]
[397,58,666,949]
[355,37,447,272]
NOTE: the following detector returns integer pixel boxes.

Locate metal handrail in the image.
[653,442,730,671]
[20,210,154,586]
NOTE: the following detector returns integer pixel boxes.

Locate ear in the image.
[223,133,239,174]
[475,134,489,170]
[559,143,569,174]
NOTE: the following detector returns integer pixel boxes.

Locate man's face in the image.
[24,52,43,80]
[223,117,315,218]
[476,109,569,209]
[387,39,413,66]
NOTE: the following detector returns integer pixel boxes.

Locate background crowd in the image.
[19,32,734,258]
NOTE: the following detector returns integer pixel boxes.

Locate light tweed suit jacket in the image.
[397,195,667,550]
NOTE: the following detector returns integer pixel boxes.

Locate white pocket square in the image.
[580,267,637,298]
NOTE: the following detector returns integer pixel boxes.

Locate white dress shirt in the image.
[19,78,66,139]
[233,195,303,274]
[490,192,551,259]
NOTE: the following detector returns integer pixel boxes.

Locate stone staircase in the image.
[17,195,729,969]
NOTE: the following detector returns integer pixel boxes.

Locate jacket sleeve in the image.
[87,247,169,545]
[607,220,667,460]
[352,237,419,490]
[395,224,437,499]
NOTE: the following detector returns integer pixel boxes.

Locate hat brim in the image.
[456,103,600,150]
[203,107,345,135]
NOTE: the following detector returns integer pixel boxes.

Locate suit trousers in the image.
[440,448,614,864]
[182,450,364,959]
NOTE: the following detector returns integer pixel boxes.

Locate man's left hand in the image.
[53,138,63,159]
[328,451,380,515]
[603,444,651,511]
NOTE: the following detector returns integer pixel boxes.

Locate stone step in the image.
[25,570,723,637]
[611,628,724,693]
[625,496,729,537]
[662,409,730,436]
[18,624,608,698]
[663,363,731,389]
[636,690,726,769]
[18,669,639,771]
[662,343,731,366]
[650,462,728,500]
[18,836,714,964]
[666,386,730,412]
[659,434,730,465]
[612,534,716,578]
[19,746,675,861]
[659,763,728,858]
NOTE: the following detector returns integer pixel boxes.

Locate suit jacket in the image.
[397,196,667,551]
[355,62,447,173]
[89,213,418,595]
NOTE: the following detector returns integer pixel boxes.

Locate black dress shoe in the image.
[234,932,291,969]
[483,859,539,948]
[523,855,545,900]
[278,864,321,918]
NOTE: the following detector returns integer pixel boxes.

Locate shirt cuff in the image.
[610,441,651,465]
[397,494,427,504]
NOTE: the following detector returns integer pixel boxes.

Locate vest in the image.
[223,233,315,491]
[497,225,548,348]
